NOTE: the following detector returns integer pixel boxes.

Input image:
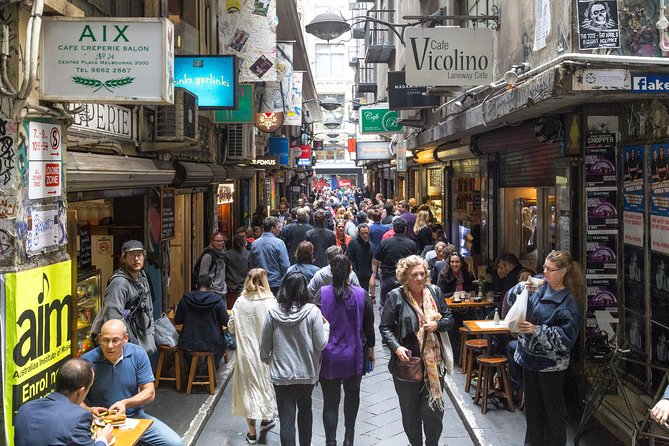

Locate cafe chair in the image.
[155,345,184,391]
[464,338,488,393]
[473,355,515,414]
[186,351,216,395]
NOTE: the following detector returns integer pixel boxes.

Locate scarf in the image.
[403,285,445,411]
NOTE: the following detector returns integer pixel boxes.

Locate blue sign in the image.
[174,56,237,109]
[297,158,311,167]
[632,75,669,93]
[268,137,289,166]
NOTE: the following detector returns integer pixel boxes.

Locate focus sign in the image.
[39,17,174,104]
[359,104,404,134]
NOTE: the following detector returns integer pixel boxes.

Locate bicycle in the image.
[575,337,669,445]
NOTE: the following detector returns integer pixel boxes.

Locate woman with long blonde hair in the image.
[229,269,277,444]
[414,210,432,254]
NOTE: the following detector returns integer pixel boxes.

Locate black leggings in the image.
[523,368,566,446]
[274,384,314,446]
[320,375,362,444]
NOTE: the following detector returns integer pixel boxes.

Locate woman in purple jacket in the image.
[316,255,375,446]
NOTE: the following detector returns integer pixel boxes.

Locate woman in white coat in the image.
[229,268,278,444]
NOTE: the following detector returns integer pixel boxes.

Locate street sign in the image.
[29,162,62,199]
[359,104,404,134]
[28,122,62,161]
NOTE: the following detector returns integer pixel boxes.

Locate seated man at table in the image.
[82,319,183,446]
[14,358,114,446]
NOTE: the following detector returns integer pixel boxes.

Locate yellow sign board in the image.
[3,261,72,443]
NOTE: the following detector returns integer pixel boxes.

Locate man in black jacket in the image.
[281,208,313,264]
[498,252,524,296]
[305,210,337,267]
[346,223,373,293]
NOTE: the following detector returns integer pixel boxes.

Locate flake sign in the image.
[39,17,174,104]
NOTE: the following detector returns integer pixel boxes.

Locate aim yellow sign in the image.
[3,261,72,443]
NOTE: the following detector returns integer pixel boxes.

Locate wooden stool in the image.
[464,339,488,393]
[458,326,470,372]
[186,352,216,395]
[473,355,515,414]
[155,345,184,391]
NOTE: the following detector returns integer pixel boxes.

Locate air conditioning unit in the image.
[398,109,423,128]
[226,124,253,160]
[155,87,199,142]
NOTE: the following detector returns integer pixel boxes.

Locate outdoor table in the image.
[446,297,498,312]
[112,418,153,446]
[462,320,510,356]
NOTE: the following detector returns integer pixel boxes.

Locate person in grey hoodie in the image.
[195,232,227,295]
[307,245,360,298]
[260,272,330,446]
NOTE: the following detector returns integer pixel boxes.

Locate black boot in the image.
[325,438,337,446]
[343,430,354,446]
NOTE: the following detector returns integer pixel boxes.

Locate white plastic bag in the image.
[502,286,529,333]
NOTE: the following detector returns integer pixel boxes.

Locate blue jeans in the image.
[134,409,184,446]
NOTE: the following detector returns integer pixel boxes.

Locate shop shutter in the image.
[475,120,561,188]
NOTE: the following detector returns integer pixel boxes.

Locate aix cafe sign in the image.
[40,17,174,104]
[359,104,404,134]
[404,27,494,87]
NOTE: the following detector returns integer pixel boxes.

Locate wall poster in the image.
[585,132,616,188]
[624,244,644,314]
[651,143,669,254]
[586,189,618,232]
[577,0,621,50]
[586,233,618,277]
[651,252,669,323]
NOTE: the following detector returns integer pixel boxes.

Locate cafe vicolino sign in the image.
[404,27,494,87]
[40,17,174,104]
[359,104,404,134]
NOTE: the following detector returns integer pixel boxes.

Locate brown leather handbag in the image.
[394,331,427,382]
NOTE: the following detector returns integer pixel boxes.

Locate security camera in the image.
[658,16,669,30]
[503,70,519,85]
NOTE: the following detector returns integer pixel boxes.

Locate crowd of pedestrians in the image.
[15,184,595,446]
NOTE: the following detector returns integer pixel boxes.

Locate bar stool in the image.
[458,326,470,372]
[473,355,515,414]
[155,345,184,391]
[464,339,488,393]
[186,352,216,395]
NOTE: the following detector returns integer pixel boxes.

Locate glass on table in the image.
[486,291,494,302]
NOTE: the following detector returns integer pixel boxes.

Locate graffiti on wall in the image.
[626,100,669,138]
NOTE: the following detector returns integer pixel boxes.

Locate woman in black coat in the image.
[436,252,475,297]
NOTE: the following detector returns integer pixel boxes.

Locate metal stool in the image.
[186,351,216,395]
[155,345,184,391]
[464,339,488,393]
[473,355,515,414]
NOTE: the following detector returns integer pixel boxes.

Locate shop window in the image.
[315,44,346,77]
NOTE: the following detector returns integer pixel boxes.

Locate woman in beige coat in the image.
[229,268,278,444]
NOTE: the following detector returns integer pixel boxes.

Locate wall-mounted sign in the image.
[572,68,630,91]
[388,71,441,110]
[174,55,237,109]
[217,183,235,204]
[296,145,311,166]
[312,139,324,150]
[359,104,404,134]
[356,140,392,160]
[254,112,284,133]
[251,156,280,167]
[213,84,254,123]
[40,17,174,104]
[26,121,62,199]
[268,137,289,166]
[160,187,175,241]
[71,103,138,140]
[632,75,669,93]
[404,27,494,87]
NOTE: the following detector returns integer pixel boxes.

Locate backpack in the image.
[192,249,218,290]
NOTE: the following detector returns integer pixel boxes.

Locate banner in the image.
[4,261,72,443]
[219,0,278,83]
[213,84,254,123]
[284,72,304,126]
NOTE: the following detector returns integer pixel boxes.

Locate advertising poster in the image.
[623,309,646,387]
[650,142,669,217]
[623,145,644,212]
[624,244,645,314]
[585,132,616,188]
[586,189,618,232]
[577,0,621,50]
[587,277,618,309]
[623,211,644,247]
[651,252,669,323]
[586,233,617,277]
[3,261,72,443]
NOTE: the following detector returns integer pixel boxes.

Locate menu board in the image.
[160,187,175,241]
[78,226,92,270]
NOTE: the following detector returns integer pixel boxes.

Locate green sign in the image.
[359,104,404,134]
[213,85,254,123]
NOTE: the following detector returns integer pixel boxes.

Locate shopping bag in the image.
[154,313,179,347]
[502,285,529,333]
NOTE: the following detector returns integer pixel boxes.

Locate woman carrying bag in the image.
[379,255,454,446]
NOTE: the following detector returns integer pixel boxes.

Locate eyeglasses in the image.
[100,336,125,346]
[126,252,144,259]
[213,239,225,243]
[543,264,561,273]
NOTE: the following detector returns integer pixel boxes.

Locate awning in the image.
[173,161,214,188]
[66,151,175,192]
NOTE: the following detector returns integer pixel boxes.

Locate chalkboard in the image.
[78,226,92,269]
[161,187,175,241]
